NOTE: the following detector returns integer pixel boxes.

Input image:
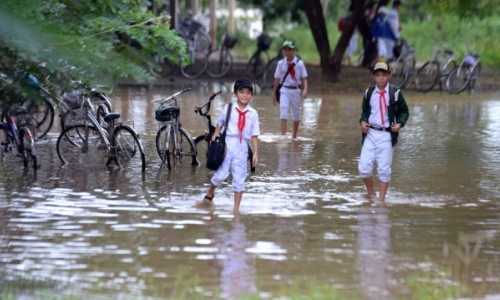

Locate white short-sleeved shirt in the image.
[217,103,260,141]
[274,56,308,87]
[368,85,391,128]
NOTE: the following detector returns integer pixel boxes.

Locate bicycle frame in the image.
[1,106,38,170]
[152,88,196,169]
[57,96,145,171]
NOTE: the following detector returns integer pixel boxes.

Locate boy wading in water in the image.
[358,62,409,201]
[272,40,308,139]
[200,79,260,212]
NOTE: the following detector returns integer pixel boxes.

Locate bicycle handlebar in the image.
[194,91,222,113]
[151,88,192,104]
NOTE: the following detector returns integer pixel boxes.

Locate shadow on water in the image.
[1,81,500,299]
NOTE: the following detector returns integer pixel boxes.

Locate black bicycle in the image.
[246,33,272,79]
[206,33,237,78]
[193,91,255,172]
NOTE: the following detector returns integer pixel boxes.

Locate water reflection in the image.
[357,201,392,300]
[2,85,500,299]
[211,213,257,299]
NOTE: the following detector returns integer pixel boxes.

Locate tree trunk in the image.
[301,0,331,81]
[169,0,178,30]
[209,0,217,48]
[227,0,235,35]
[329,0,366,82]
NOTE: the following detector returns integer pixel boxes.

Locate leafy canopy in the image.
[0,0,186,104]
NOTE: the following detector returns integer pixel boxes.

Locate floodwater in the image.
[1,82,500,300]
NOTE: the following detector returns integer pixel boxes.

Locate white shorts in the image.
[380,38,396,59]
[211,136,249,192]
[279,87,301,121]
[358,129,393,182]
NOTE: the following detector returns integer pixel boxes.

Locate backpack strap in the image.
[365,86,376,101]
[280,59,299,85]
[220,103,232,143]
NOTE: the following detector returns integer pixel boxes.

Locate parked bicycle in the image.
[153,88,197,170]
[177,18,211,79]
[261,35,291,88]
[206,33,237,78]
[56,96,145,172]
[193,91,255,172]
[446,46,481,94]
[415,41,457,92]
[0,105,38,171]
[387,38,416,89]
[246,33,272,78]
[0,71,55,139]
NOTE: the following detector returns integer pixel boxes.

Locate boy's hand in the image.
[301,89,308,99]
[391,122,401,132]
[272,93,278,106]
[361,121,369,133]
[252,153,259,167]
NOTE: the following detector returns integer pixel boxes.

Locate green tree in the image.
[0,0,186,104]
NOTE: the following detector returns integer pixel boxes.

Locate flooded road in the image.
[1,82,500,299]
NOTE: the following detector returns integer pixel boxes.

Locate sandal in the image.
[203,195,214,203]
[196,195,214,208]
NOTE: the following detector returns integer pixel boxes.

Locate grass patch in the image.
[229,15,500,69]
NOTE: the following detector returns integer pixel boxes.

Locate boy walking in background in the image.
[358,62,409,201]
[272,40,308,139]
[200,79,260,212]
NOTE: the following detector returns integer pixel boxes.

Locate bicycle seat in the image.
[104,112,120,123]
[9,106,28,116]
[444,49,454,56]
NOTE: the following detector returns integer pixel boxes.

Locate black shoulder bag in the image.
[276,60,297,103]
[206,103,232,170]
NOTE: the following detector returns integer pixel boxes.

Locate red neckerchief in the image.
[377,90,387,127]
[287,61,296,81]
[236,107,248,143]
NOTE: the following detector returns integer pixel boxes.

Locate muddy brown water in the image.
[1,82,500,299]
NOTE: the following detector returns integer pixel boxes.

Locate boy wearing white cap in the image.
[358,62,409,202]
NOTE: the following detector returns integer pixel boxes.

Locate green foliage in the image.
[0,0,187,105]
[404,259,471,300]
[230,13,500,70]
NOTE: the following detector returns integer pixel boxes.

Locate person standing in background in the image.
[272,40,308,139]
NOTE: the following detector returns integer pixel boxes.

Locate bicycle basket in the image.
[223,34,237,49]
[62,90,84,109]
[155,105,180,122]
[257,34,272,51]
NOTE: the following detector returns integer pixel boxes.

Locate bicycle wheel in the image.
[19,127,37,171]
[26,98,54,139]
[415,61,439,92]
[194,31,212,54]
[446,65,470,94]
[156,124,171,164]
[388,60,409,89]
[437,60,457,91]
[206,48,233,78]
[262,57,278,88]
[469,62,481,90]
[180,50,208,79]
[113,125,146,172]
[246,50,269,78]
[194,133,210,168]
[56,124,107,166]
[156,125,196,170]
